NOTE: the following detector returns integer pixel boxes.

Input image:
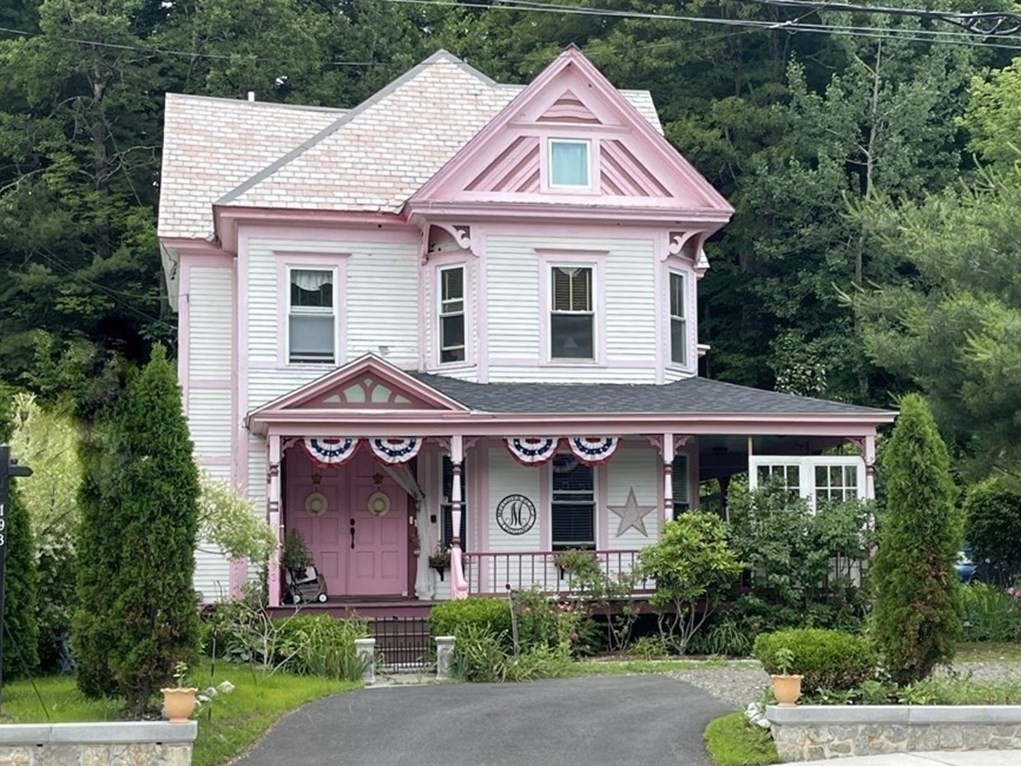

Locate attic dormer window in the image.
[549,139,590,188]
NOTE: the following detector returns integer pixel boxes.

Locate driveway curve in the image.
[232,675,729,766]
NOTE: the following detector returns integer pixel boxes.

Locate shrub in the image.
[451,623,572,682]
[272,615,368,681]
[964,476,1021,585]
[753,629,877,692]
[639,513,743,654]
[428,597,512,644]
[960,582,1021,642]
[872,394,963,684]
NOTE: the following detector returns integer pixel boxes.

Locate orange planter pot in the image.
[771,674,803,707]
[161,687,198,723]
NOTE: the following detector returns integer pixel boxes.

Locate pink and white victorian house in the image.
[157,47,894,614]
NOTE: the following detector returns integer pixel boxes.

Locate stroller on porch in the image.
[283,528,329,604]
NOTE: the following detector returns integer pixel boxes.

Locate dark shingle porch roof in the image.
[409,373,893,417]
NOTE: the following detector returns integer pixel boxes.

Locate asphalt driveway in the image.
[232,675,729,766]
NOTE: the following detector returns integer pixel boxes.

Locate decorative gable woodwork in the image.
[536,90,602,124]
[314,376,426,409]
[465,136,540,193]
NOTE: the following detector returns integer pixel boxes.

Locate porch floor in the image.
[268,597,440,620]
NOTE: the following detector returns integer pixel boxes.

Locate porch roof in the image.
[409,373,894,418]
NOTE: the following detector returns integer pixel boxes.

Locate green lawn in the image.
[955,642,1021,663]
[1,663,358,766]
[565,657,731,675]
[704,711,779,766]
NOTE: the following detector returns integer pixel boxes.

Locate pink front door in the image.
[286,450,408,597]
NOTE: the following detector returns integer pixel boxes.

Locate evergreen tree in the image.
[71,348,199,712]
[0,388,40,678]
[872,394,962,684]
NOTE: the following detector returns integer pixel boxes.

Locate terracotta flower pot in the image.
[771,674,803,707]
[161,687,198,723]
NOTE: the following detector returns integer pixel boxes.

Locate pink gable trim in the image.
[246,353,470,428]
[408,47,734,219]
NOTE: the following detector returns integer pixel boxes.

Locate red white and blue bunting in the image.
[505,437,559,465]
[568,436,619,465]
[304,437,359,467]
[369,437,422,465]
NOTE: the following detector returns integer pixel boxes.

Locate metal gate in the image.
[369,616,431,671]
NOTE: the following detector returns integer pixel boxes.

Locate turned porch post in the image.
[863,434,877,501]
[267,434,283,608]
[449,434,469,599]
[662,432,675,524]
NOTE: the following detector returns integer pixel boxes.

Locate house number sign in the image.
[495,494,536,535]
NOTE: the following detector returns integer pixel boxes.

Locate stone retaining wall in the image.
[0,721,197,765]
[766,705,1021,761]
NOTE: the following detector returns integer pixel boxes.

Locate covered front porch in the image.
[245,355,894,610]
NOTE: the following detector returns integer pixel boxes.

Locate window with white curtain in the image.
[288,268,335,363]
[549,140,590,188]
[550,265,593,360]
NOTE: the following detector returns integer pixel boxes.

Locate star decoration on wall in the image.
[608,487,656,537]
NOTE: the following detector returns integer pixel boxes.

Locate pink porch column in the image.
[449,434,469,599]
[662,431,674,524]
[267,434,283,607]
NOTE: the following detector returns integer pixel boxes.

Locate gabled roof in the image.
[409,373,894,418]
[408,47,733,217]
[158,94,345,239]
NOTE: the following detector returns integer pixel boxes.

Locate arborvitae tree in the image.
[71,348,199,712]
[872,394,963,684]
[0,388,40,678]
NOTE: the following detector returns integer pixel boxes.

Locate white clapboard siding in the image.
[187,389,232,456]
[485,446,550,592]
[246,366,327,412]
[194,545,231,603]
[605,445,660,550]
[344,243,419,363]
[188,266,233,379]
[486,234,658,382]
[247,434,267,507]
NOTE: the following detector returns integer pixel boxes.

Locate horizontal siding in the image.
[248,435,267,505]
[247,366,327,412]
[188,266,233,379]
[605,445,660,550]
[345,242,419,362]
[486,235,540,361]
[487,365,657,383]
[484,447,547,591]
[194,545,231,602]
[186,389,232,456]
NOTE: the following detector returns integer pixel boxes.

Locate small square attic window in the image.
[549,139,590,188]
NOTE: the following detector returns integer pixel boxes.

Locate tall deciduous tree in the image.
[872,394,962,685]
[0,388,40,678]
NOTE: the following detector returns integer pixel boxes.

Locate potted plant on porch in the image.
[161,661,198,723]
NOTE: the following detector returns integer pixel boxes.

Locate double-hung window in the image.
[552,455,595,549]
[438,266,466,364]
[550,266,594,360]
[669,271,687,366]
[289,269,335,363]
[440,456,467,548]
[549,139,590,188]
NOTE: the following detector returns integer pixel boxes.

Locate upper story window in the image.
[288,268,335,363]
[549,139,590,188]
[550,266,593,360]
[552,455,595,549]
[669,271,687,366]
[439,265,466,364]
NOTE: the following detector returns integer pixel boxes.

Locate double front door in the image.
[287,451,407,597]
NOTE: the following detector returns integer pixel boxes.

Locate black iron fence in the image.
[369,616,431,671]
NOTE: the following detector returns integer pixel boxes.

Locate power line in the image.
[384,0,1021,50]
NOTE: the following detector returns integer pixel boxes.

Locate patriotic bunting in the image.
[304,437,359,467]
[568,436,619,465]
[369,437,422,465]
[505,437,559,465]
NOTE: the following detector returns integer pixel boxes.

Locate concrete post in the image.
[435,635,456,680]
[354,638,376,685]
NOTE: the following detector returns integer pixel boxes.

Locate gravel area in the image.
[668,660,1021,709]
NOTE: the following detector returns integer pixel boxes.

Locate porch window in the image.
[669,271,686,365]
[288,269,335,363]
[756,463,801,499]
[549,139,590,188]
[440,456,467,548]
[750,457,866,512]
[550,266,594,360]
[815,464,860,505]
[672,454,689,517]
[552,454,595,549]
[439,266,466,364]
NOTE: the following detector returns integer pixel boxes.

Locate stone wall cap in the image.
[767,704,1021,726]
[0,721,198,744]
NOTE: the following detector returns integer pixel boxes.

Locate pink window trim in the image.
[662,258,698,377]
[536,249,608,366]
[429,252,475,369]
[273,252,350,367]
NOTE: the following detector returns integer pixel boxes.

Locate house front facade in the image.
[157,47,894,611]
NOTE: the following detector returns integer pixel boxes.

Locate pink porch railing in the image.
[464,550,650,595]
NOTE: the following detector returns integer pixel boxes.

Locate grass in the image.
[564,657,732,676]
[954,641,1021,663]
[1,662,358,766]
[703,711,779,766]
